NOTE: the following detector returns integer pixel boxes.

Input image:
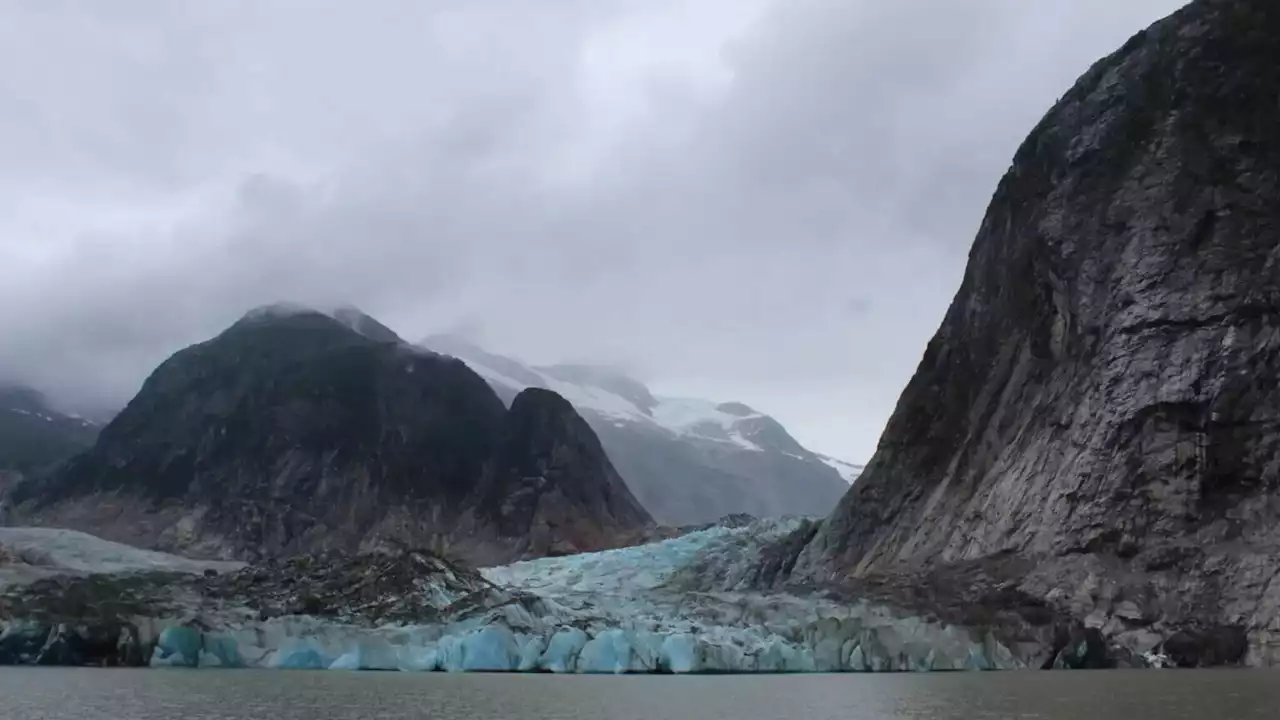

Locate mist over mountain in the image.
[13,306,652,564]
[423,334,856,525]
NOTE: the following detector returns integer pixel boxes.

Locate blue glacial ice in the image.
[151,626,202,667]
[133,518,1029,673]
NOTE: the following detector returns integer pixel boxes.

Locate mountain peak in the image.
[19,311,648,564]
[475,386,652,557]
[239,302,403,344]
[715,402,758,417]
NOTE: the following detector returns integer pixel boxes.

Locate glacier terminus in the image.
[1,520,1047,673]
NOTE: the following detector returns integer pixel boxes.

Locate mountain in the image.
[471,388,653,557]
[421,334,855,525]
[14,305,651,564]
[0,386,99,480]
[781,0,1280,667]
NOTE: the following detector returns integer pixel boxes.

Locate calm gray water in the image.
[2,669,1278,719]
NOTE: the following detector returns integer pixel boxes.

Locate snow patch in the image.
[0,527,242,583]
[817,455,864,484]
[423,341,783,453]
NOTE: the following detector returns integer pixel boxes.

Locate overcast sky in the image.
[0,0,1185,461]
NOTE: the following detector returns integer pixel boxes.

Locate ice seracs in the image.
[1,521,1034,673]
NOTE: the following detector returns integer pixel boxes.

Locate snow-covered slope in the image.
[0,527,241,588]
[421,335,855,524]
[420,337,761,450]
[816,455,864,484]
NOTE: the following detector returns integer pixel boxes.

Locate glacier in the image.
[1,519,1036,673]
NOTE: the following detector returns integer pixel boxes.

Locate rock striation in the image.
[787,0,1280,667]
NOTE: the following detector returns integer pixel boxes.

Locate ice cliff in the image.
[2,521,1065,672]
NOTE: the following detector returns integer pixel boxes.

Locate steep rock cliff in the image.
[793,0,1280,666]
[474,388,651,557]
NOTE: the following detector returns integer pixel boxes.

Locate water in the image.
[2,669,1278,719]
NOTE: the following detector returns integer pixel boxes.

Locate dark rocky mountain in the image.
[0,386,99,514]
[780,0,1280,667]
[14,306,651,564]
[0,386,99,475]
[471,388,653,557]
[422,334,855,525]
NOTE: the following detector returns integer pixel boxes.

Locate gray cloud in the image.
[0,0,1186,460]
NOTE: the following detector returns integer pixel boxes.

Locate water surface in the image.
[2,669,1277,719]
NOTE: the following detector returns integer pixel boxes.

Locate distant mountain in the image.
[15,305,651,563]
[421,335,857,525]
[0,385,99,478]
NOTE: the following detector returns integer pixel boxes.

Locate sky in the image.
[0,0,1187,462]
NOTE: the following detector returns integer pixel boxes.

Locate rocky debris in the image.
[0,572,184,624]
[0,572,181,667]
[782,0,1280,667]
[16,306,652,565]
[0,543,526,667]
[199,548,506,624]
[675,513,762,535]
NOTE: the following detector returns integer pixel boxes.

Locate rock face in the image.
[14,306,651,564]
[791,0,1280,667]
[473,389,652,558]
[422,334,854,525]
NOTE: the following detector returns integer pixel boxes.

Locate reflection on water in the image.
[1,668,1278,720]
